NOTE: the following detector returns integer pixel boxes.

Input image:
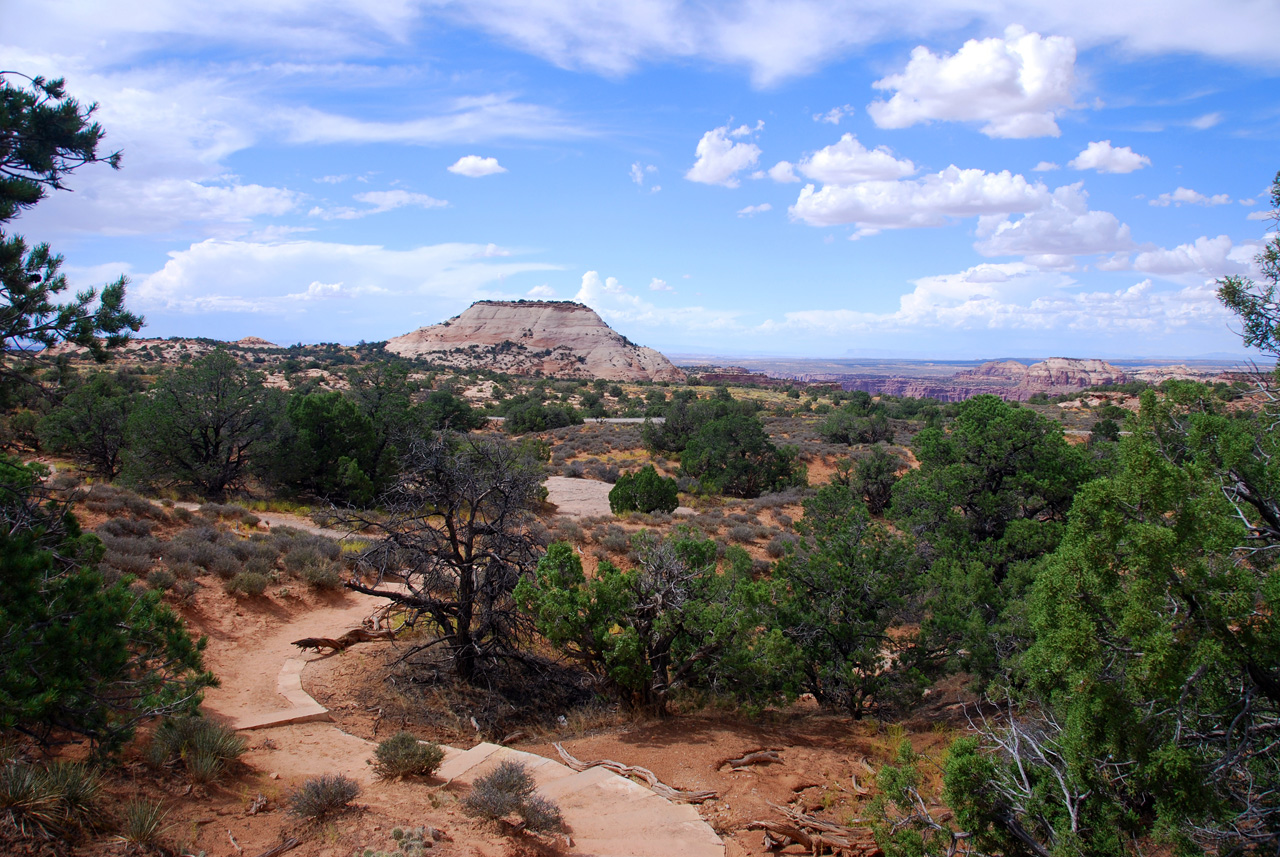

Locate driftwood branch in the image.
[719,749,783,769]
[748,802,882,857]
[292,627,396,653]
[553,743,717,803]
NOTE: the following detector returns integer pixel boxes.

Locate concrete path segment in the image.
[438,742,725,857]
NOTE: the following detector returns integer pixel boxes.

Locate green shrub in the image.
[608,465,679,514]
[288,774,360,821]
[461,760,562,832]
[371,732,444,780]
[225,571,268,596]
[148,716,246,783]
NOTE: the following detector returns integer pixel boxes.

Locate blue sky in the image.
[3,1,1278,359]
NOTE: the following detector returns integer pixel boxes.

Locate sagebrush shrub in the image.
[225,571,268,597]
[97,517,152,538]
[146,569,176,592]
[102,550,153,576]
[288,774,360,821]
[461,760,562,832]
[371,732,444,780]
[301,562,342,590]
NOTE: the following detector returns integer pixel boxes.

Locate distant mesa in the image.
[234,336,280,349]
[956,357,1128,389]
[386,300,686,382]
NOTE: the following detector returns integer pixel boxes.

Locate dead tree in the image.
[342,434,545,682]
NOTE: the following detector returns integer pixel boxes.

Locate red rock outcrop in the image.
[385,301,686,382]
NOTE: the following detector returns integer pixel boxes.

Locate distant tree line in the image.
[36,351,486,503]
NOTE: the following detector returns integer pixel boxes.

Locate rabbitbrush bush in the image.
[371,732,444,780]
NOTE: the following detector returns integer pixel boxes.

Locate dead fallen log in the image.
[552,743,717,804]
[747,803,881,857]
[719,749,783,769]
[292,627,396,653]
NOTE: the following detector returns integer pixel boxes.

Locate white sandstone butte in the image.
[385,300,686,382]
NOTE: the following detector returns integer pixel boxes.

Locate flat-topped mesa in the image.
[385,300,686,382]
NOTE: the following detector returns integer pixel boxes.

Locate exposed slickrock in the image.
[385,300,686,382]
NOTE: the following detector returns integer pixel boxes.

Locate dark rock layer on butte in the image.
[385,300,686,382]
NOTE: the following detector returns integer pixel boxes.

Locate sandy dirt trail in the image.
[200,590,380,728]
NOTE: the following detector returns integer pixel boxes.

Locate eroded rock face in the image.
[385,301,686,382]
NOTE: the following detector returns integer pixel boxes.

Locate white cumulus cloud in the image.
[1033,161,1059,172]
[448,155,508,177]
[974,183,1132,261]
[814,104,854,124]
[737,203,772,216]
[796,134,916,184]
[527,284,557,297]
[1068,140,1150,174]
[574,271,740,332]
[685,124,762,188]
[868,26,1076,138]
[789,166,1048,231]
[1150,187,1232,207]
[630,162,657,186]
[768,161,801,183]
[648,278,672,291]
[1132,235,1260,278]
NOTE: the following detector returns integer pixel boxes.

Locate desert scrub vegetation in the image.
[0,760,101,837]
[225,570,269,596]
[114,798,170,848]
[288,774,360,821]
[146,716,246,783]
[461,760,562,832]
[371,732,444,780]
